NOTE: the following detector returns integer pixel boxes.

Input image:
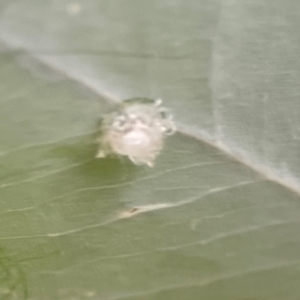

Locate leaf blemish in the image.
[118,203,173,219]
[118,207,140,219]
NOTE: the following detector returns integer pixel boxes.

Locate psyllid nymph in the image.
[96,98,176,167]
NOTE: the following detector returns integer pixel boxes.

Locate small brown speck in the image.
[118,207,140,219]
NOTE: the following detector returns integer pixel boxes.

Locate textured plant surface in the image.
[0,1,300,299]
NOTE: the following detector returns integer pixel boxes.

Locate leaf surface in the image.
[0,1,300,299]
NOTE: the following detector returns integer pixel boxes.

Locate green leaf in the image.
[0,1,300,299]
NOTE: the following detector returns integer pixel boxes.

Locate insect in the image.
[96,98,176,167]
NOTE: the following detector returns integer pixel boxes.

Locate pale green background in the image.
[0,1,300,299]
